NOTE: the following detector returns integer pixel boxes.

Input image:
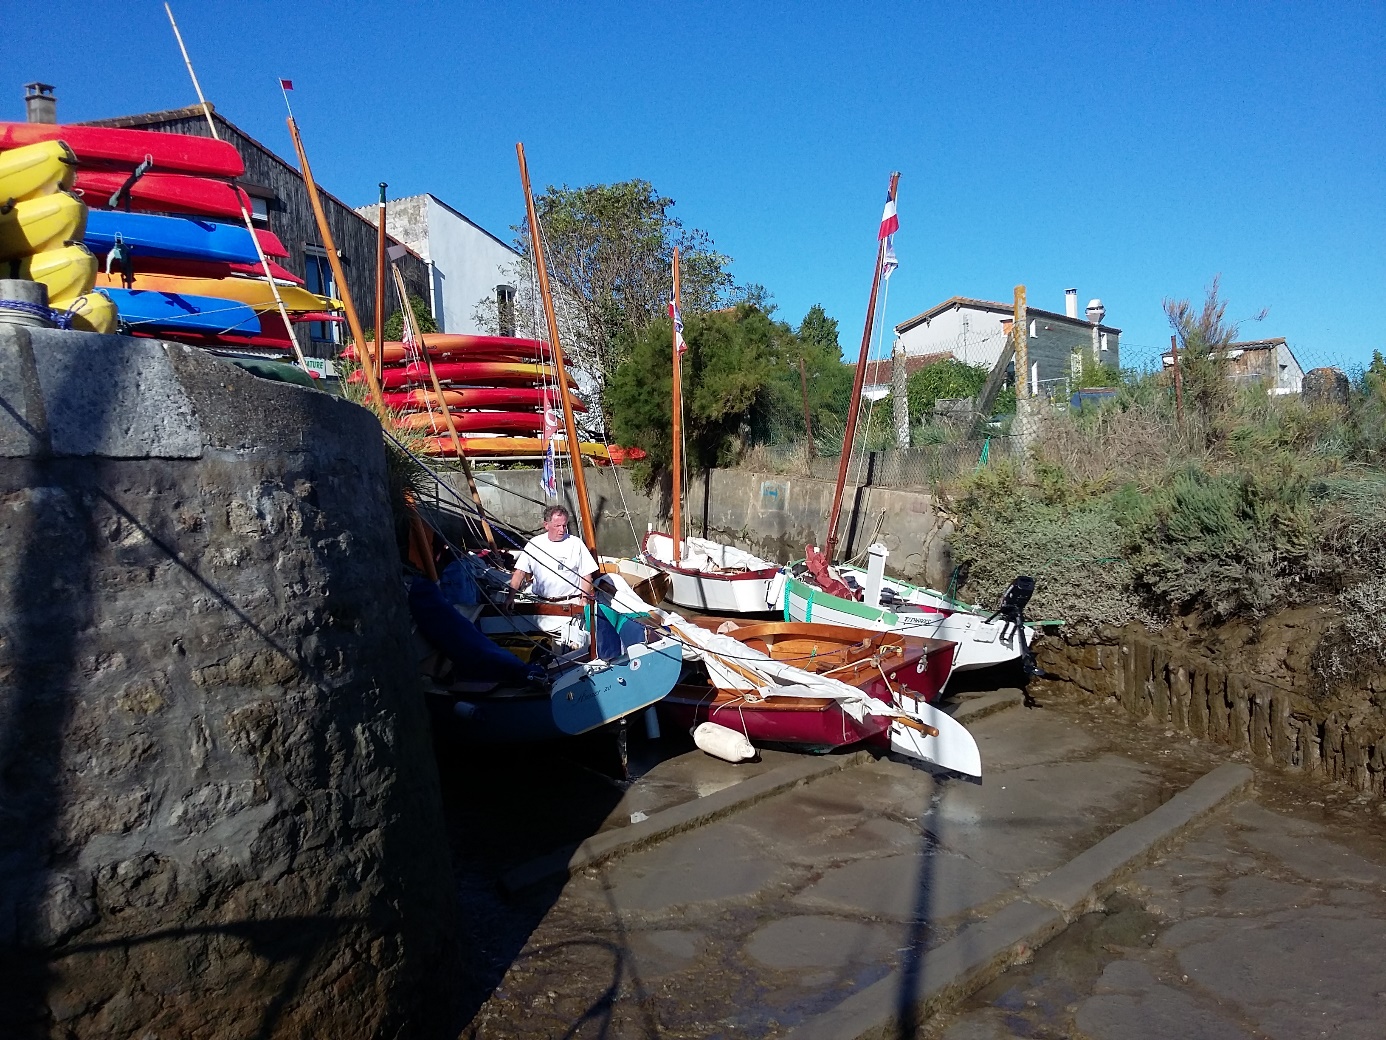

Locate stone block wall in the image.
[1039,626,1386,798]
[0,327,454,1038]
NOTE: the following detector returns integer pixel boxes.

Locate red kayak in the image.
[131,309,297,351]
[344,333,551,365]
[74,169,252,220]
[381,387,584,412]
[0,122,245,178]
[119,256,304,285]
[393,410,545,435]
[356,361,577,390]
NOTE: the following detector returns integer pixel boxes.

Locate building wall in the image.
[897,303,1121,391]
[83,109,430,359]
[357,195,523,336]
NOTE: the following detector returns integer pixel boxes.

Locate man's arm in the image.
[507,566,529,606]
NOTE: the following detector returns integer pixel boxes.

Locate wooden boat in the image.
[416,143,682,747]
[0,140,76,201]
[640,248,783,613]
[0,121,245,178]
[362,360,578,390]
[85,210,267,265]
[73,169,252,220]
[381,386,585,413]
[345,333,552,365]
[394,410,545,435]
[16,244,98,304]
[418,434,610,460]
[93,271,337,313]
[96,287,260,335]
[0,192,86,262]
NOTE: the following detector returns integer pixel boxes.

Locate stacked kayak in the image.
[0,140,114,333]
[0,121,331,350]
[346,333,606,459]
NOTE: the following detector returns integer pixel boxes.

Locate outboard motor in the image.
[983,576,1046,677]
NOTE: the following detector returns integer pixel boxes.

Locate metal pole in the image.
[375,183,387,385]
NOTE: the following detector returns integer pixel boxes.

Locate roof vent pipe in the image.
[1086,299,1105,325]
[24,82,57,124]
[1065,288,1078,319]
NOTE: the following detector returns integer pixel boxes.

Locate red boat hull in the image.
[74,169,252,220]
[0,122,245,178]
[358,361,577,390]
[660,688,890,749]
[393,410,545,435]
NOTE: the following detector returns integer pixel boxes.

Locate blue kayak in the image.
[85,210,260,264]
[97,288,261,335]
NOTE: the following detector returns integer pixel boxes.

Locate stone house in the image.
[355,193,522,337]
[894,290,1121,396]
[1161,337,1305,395]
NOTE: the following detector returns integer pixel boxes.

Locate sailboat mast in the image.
[516,143,598,552]
[670,248,684,561]
[824,171,899,564]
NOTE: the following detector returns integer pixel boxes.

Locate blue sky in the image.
[12,1,1384,370]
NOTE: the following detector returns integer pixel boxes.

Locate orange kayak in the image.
[418,436,609,460]
[93,271,337,312]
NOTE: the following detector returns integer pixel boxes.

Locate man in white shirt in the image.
[507,505,598,649]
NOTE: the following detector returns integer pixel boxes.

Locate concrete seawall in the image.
[440,464,957,589]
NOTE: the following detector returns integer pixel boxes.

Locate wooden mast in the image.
[516,143,597,552]
[389,262,497,554]
[824,171,899,564]
[286,115,384,411]
[670,247,684,562]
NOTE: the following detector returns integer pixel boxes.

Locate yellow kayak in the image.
[16,244,98,303]
[0,140,76,202]
[49,291,118,335]
[92,270,339,313]
[0,191,86,262]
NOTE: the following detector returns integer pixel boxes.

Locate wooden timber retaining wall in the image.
[1039,627,1386,798]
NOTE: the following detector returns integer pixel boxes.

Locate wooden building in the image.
[82,104,429,360]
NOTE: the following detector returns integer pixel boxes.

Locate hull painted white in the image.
[665,567,781,614]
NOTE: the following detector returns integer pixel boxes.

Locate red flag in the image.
[279,79,293,90]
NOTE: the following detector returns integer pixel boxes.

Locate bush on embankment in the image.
[945,351,1386,697]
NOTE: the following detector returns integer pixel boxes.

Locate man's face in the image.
[543,511,569,540]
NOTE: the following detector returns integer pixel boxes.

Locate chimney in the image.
[1064,288,1078,319]
[1086,298,1106,325]
[24,82,57,124]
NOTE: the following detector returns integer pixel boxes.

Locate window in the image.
[496,283,516,337]
[303,246,339,347]
[250,196,269,226]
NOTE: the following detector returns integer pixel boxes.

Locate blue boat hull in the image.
[444,638,683,743]
[98,288,261,335]
[85,210,260,264]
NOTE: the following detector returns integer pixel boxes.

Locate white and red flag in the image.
[669,299,687,354]
[878,185,899,240]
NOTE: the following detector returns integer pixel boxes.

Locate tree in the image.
[475,181,736,406]
[906,359,990,422]
[1163,275,1267,432]
[383,293,437,341]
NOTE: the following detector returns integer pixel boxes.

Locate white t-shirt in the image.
[514,533,598,601]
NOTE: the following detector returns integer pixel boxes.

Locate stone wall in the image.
[445,463,955,589]
[1038,623,1386,798]
[0,327,454,1038]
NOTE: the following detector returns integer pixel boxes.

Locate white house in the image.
[894,290,1122,394]
[355,193,521,336]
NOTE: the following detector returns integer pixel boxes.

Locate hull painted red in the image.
[394,410,545,435]
[381,387,584,412]
[659,689,889,749]
[0,122,245,178]
[359,361,576,390]
[74,170,252,220]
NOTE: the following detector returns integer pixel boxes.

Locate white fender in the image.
[692,721,757,763]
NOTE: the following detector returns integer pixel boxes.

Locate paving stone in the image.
[1075,987,1253,1040]
[627,929,704,979]
[1093,959,1157,994]
[792,849,1014,921]
[598,825,783,913]
[744,915,896,970]
[1234,805,1386,887]
[967,708,1102,771]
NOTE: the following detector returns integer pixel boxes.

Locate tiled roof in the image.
[850,350,955,386]
[896,295,1121,334]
